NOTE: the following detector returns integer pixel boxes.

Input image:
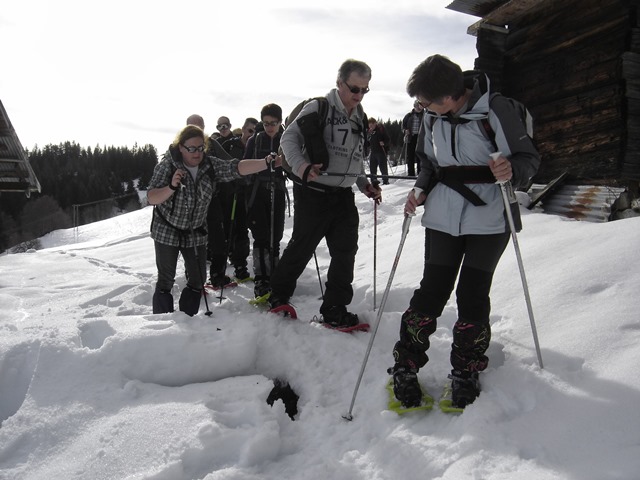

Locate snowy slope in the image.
[1,171,639,480]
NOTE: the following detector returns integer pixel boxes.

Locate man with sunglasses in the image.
[268,58,382,328]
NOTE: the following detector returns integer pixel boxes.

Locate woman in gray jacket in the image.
[389,55,540,409]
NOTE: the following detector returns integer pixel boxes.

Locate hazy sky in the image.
[1,0,479,152]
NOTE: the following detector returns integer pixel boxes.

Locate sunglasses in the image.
[344,82,369,95]
[263,121,280,127]
[181,144,205,153]
[216,123,230,131]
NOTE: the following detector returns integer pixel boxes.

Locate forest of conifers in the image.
[0,142,158,252]
[0,119,405,253]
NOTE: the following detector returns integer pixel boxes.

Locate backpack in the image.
[278,97,330,179]
[481,93,534,150]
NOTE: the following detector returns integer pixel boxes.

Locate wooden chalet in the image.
[446,0,640,213]
[0,100,41,197]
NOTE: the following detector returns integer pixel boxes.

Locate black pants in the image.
[153,241,207,315]
[270,184,359,311]
[406,135,419,177]
[393,229,509,373]
[206,195,227,279]
[369,151,389,184]
[220,182,250,270]
[247,181,286,279]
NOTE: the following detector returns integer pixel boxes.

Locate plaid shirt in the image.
[148,148,241,247]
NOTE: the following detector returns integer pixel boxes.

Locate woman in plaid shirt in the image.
[148,124,280,316]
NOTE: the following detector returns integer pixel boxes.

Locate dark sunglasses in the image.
[216,123,230,131]
[181,144,205,153]
[344,82,369,95]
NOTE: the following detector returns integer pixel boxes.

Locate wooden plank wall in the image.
[475,0,638,186]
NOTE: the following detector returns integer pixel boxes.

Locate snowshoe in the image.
[386,377,433,414]
[320,306,360,329]
[312,316,370,333]
[249,292,271,306]
[205,274,238,291]
[268,297,297,319]
[234,267,252,283]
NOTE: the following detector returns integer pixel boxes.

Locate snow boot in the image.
[388,365,423,408]
[178,285,202,316]
[234,267,251,282]
[152,288,174,314]
[449,371,480,408]
[209,273,233,289]
[254,277,271,298]
[320,305,359,328]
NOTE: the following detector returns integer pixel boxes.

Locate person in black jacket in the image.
[244,104,286,299]
[401,101,425,177]
[367,117,390,185]
[208,116,251,284]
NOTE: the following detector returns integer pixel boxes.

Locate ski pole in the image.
[269,154,276,278]
[319,171,417,181]
[343,192,418,421]
[313,251,324,300]
[381,145,395,176]
[182,184,212,316]
[218,191,237,304]
[491,152,543,369]
[371,180,380,311]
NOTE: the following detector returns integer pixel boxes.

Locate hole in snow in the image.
[266,378,299,420]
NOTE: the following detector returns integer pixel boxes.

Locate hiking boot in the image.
[210,274,232,289]
[449,371,480,408]
[254,279,271,298]
[268,295,291,310]
[388,365,422,408]
[320,305,359,328]
[234,267,251,282]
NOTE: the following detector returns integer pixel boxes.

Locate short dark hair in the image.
[337,59,372,84]
[244,117,259,127]
[261,104,282,121]
[406,54,465,102]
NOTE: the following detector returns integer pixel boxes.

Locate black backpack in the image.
[278,97,330,179]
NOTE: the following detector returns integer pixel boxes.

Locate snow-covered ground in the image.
[1,168,639,480]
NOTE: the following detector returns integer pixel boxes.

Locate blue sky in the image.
[1,0,479,152]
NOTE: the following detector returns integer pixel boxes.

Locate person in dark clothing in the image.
[207,116,252,284]
[244,104,287,299]
[388,54,540,409]
[268,59,382,327]
[367,117,390,185]
[402,101,425,177]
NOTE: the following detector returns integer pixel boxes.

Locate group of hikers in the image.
[146,55,540,410]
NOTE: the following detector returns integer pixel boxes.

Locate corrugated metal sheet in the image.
[530,184,625,222]
[0,100,41,196]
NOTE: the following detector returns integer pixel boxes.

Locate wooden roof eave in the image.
[447,0,547,36]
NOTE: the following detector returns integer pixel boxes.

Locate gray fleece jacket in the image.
[280,89,369,193]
